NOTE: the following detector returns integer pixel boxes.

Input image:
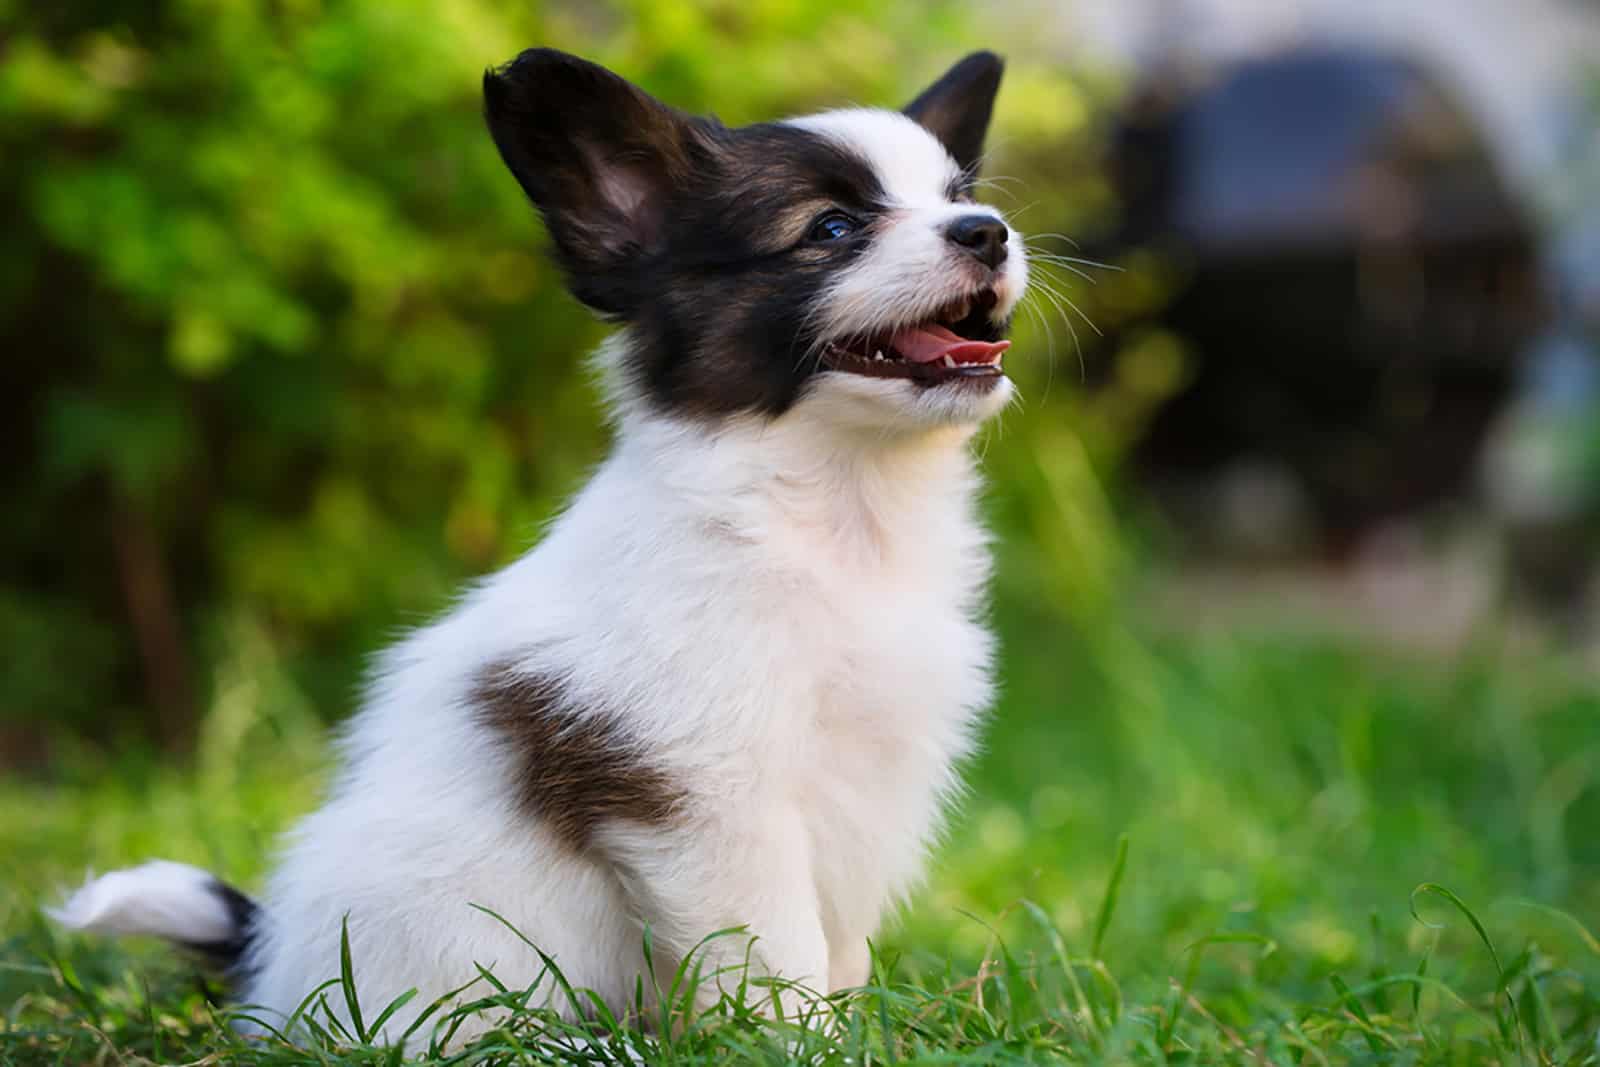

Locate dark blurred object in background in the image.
[1107,47,1546,554]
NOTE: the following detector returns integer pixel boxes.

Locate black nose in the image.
[944,215,1009,270]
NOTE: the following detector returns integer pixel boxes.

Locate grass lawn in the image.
[3,596,1599,1063]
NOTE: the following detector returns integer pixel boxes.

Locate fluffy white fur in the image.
[52,861,239,945]
[54,106,1029,1047]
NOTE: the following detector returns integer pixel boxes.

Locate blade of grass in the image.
[1411,883,1526,1059]
[1091,834,1129,962]
[338,915,368,1043]
[1329,974,1382,1054]
[1160,933,1277,1051]
[1019,899,1098,1043]
[366,986,419,1041]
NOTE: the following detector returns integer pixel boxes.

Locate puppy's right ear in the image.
[904,52,1004,179]
[484,49,705,316]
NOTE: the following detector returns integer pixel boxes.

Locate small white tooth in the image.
[942,355,956,368]
[874,349,884,360]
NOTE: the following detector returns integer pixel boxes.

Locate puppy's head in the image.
[484,49,1027,432]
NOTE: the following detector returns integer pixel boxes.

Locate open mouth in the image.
[819,288,1011,386]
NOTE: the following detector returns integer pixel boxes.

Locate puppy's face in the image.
[484,50,1027,431]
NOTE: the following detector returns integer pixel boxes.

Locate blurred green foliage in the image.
[2,0,1149,761]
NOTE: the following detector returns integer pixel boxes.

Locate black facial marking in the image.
[904,52,1004,180]
[625,122,890,415]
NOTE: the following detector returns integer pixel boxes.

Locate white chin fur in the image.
[799,371,1015,434]
[49,861,237,945]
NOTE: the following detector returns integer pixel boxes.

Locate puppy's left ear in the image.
[904,51,1004,177]
[484,49,708,316]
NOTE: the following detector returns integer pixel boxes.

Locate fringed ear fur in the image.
[904,51,1005,178]
[484,48,710,315]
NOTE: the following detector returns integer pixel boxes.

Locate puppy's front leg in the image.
[598,802,828,1016]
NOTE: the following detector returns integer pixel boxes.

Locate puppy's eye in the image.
[808,211,860,243]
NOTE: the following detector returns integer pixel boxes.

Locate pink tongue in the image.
[891,323,1011,365]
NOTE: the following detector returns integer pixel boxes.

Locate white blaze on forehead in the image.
[783,105,1028,434]
[786,108,964,208]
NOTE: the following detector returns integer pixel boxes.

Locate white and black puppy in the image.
[53,47,1030,1044]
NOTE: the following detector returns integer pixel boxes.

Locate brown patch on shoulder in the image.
[473,663,687,851]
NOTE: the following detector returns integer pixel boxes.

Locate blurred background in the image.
[3,0,1598,1020]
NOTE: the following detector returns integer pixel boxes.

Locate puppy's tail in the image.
[49,860,258,974]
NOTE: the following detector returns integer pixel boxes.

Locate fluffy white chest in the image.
[571,413,999,953]
[797,572,992,950]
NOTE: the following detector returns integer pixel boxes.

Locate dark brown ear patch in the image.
[473,662,686,850]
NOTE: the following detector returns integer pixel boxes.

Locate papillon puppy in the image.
[54,45,1030,1044]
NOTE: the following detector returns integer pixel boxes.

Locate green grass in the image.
[4,609,1599,1064]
